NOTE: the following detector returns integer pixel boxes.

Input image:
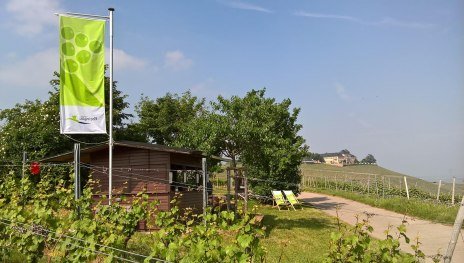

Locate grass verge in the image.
[254,203,339,262]
[309,188,460,225]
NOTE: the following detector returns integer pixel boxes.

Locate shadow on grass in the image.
[300,197,348,211]
[263,214,336,236]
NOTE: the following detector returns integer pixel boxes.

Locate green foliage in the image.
[135,91,206,145]
[0,170,266,262]
[176,89,308,197]
[146,196,266,262]
[0,172,72,262]
[325,215,438,263]
[0,171,154,262]
[361,154,377,164]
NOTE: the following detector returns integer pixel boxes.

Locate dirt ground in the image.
[299,192,464,263]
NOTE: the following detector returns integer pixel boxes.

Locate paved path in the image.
[299,192,464,263]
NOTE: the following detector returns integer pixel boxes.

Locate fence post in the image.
[22,151,27,179]
[74,143,81,200]
[367,176,370,194]
[452,177,456,205]
[226,169,231,211]
[73,143,81,216]
[444,196,464,263]
[202,158,207,216]
[234,170,238,213]
[335,176,338,191]
[382,176,385,198]
[351,179,353,192]
[243,172,248,214]
[325,176,327,189]
[388,178,391,190]
[404,176,410,200]
[437,180,442,202]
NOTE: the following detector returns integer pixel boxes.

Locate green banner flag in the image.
[59,15,106,134]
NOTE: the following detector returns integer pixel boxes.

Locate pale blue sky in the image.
[0,0,463,181]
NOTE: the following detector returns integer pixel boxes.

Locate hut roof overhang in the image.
[41,140,204,162]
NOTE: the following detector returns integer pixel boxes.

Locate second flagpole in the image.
[108,7,114,205]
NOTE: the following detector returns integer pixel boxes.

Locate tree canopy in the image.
[135,91,205,145]
[361,154,377,164]
[174,89,308,196]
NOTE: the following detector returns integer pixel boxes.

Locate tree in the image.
[0,69,132,163]
[176,89,308,197]
[361,154,377,164]
[135,91,205,145]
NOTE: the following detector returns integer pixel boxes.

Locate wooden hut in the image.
[42,140,205,212]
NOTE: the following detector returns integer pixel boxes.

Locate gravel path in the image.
[299,192,464,263]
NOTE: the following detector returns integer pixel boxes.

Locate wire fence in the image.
[300,172,464,205]
[2,161,462,206]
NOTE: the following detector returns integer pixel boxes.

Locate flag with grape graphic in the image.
[59,15,106,134]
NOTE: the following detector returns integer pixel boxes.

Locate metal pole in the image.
[226,169,231,211]
[22,152,27,179]
[21,152,26,200]
[382,176,385,198]
[74,143,81,200]
[367,176,370,194]
[244,172,248,214]
[234,170,238,213]
[108,7,114,205]
[437,180,442,202]
[202,158,207,214]
[404,176,410,200]
[452,177,455,205]
[444,196,464,263]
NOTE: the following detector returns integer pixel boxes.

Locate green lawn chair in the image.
[271,190,289,210]
[283,190,303,210]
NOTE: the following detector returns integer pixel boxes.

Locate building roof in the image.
[41,140,204,162]
[321,152,343,158]
[321,151,356,158]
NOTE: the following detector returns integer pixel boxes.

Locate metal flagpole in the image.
[108,7,114,205]
[55,10,113,203]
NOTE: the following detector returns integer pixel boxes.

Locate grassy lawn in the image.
[254,203,339,262]
[310,188,460,225]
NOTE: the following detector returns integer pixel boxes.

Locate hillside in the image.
[213,163,463,196]
[301,163,463,195]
